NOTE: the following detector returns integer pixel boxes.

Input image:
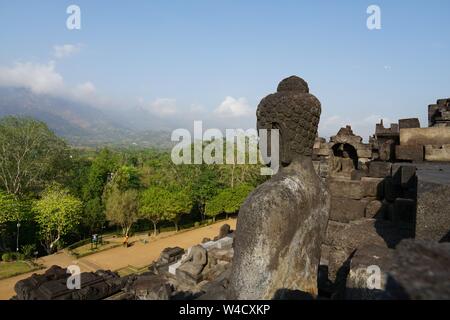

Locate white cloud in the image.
[0,61,64,94]
[0,60,111,109]
[53,44,82,59]
[189,103,206,113]
[214,96,252,118]
[74,81,96,96]
[138,98,178,117]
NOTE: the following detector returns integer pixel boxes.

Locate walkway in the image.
[0,218,236,300]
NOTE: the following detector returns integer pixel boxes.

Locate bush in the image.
[2,253,13,262]
[21,244,36,259]
[55,240,66,252]
[194,222,200,228]
[13,253,25,261]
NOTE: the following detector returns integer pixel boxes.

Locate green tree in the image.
[0,116,71,197]
[191,165,222,220]
[80,149,118,235]
[225,184,253,215]
[205,190,228,222]
[104,188,139,237]
[83,197,106,235]
[0,192,21,224]
[82,148,118,200]
[0,192,33,252]
[139,187,169,236]
[110,165,141,191]
[34,185,82,254]
[205,184,253,221]
[164,190,193,232]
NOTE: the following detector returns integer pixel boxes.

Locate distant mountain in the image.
[0,87,174,149]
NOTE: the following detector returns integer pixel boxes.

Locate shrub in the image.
[194,222,200,228]
[13,252,25,261]
[21,244,36,259]
[2,252,13,262]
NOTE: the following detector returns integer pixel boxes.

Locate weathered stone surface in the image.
[214,224,231,241]
[425,144,450,162]
[350,170,366,181]
[360,177,384,198]
[196,269,231,300]
[330,126,363,145]
[314,148,331,156]
[375,120,400,147]
[400,127,450,146]
[176,245,208,286]
[328,178,362,199]
[415,163,450,242]
[379,140,396,162]
[385,239,450,299]
[325,219,402,251]
[150,246,186,274]
[399,118,420,129]
[345,244,395,300]
[160,247,185,264]
[391,163,417,188]
[14,266,124,300]
[327,247,351,284]
[324,219,402,288]
[330,197,366,223]
[313,161,320,173]
[357,149,372,158]
[317,161,328,179]
[365,200,384,218]
[125,273,172,300]
[228,76,330,299]
[368,162,392,178]
[429,99,450,127]
[208,248,234,263]
[395,145,424,162]
[324,221,348,246]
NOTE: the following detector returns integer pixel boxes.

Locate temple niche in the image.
[313,125,372,180]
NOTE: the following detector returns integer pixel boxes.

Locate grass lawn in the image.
[0,261,42,280]
[70,240,123,258]
[116,265,149,277]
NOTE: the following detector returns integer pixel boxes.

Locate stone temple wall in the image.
[311,110,450,298]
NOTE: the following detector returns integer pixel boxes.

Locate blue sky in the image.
[1,0,449,138]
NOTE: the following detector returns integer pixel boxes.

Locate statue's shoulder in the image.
[240,175,305,213]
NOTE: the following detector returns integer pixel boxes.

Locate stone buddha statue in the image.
[227,76,330,300]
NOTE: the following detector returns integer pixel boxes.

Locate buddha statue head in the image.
[256,76,321,166]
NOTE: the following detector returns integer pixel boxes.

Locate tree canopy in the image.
[139,187,170,236]
[105,187,139,237]
[164,189,193,231]
[0,117,70,197]
[205,184,253,221]
[33,184,82,254]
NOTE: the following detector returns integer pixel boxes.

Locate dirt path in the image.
[0,218,236,300]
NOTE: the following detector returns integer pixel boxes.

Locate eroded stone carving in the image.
[227,76,330,299]
[176,245,208,285]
